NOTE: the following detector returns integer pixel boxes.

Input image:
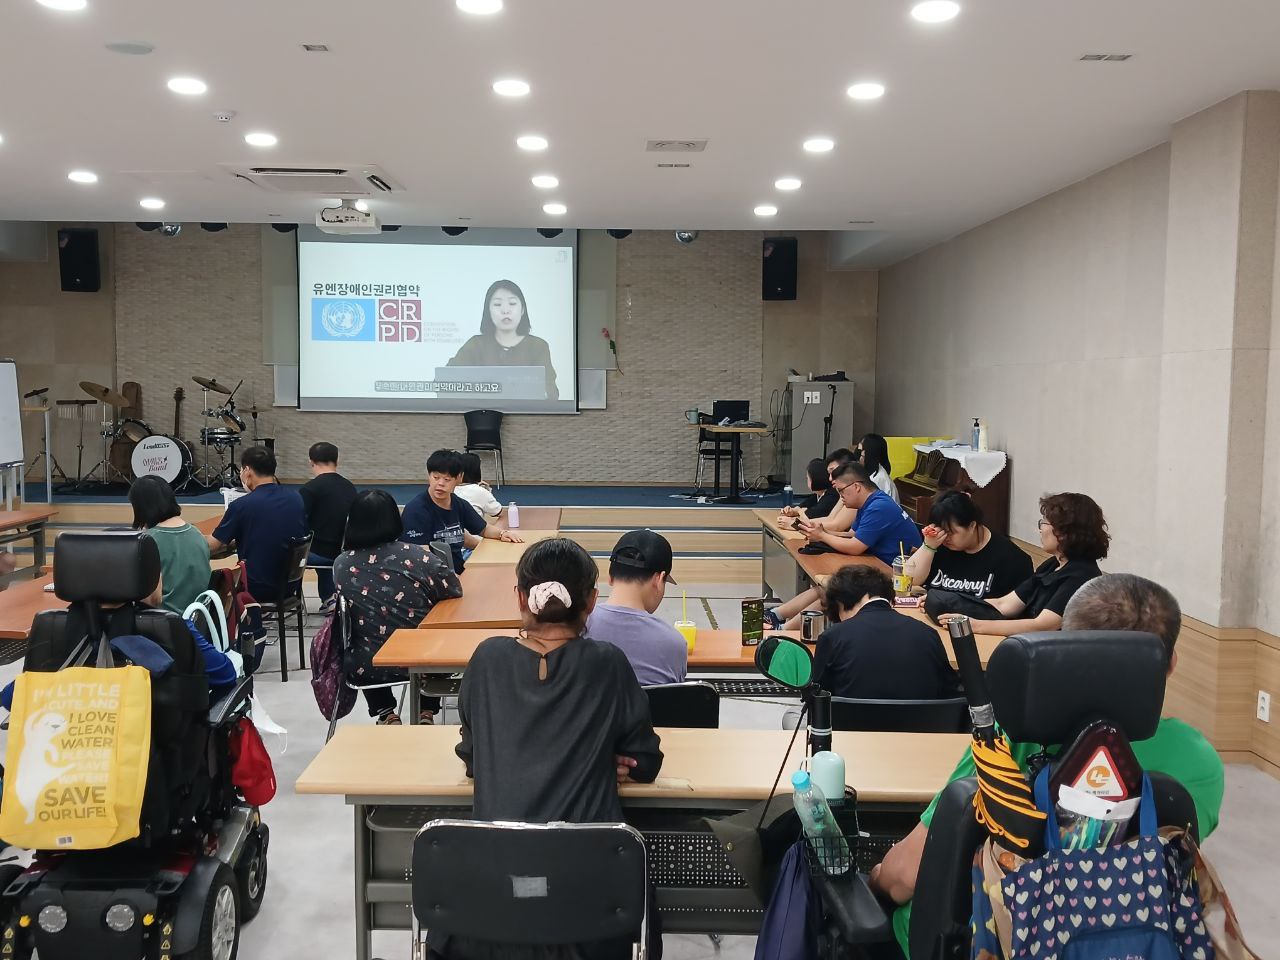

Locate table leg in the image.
[32,523,46,575]
[354,802,372,960]
[409,669,421,725]
[712,437,722,495]
[712,433,751,505]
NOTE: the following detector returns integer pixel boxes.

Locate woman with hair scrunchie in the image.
[451,537,665,958]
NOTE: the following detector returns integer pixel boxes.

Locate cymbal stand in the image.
[56,399,94,489]
[81,404,128,488]
[25,405,68,495]
[195,384,214,486]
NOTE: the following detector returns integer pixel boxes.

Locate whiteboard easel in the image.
[0,360,25,511]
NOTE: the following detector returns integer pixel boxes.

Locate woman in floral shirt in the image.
[334,489,462,724]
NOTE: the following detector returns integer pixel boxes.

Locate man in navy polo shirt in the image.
[798,461,921,566]
[400,449,522,573]
[206,445,308,601]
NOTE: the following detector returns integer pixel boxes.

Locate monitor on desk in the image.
[712,399,750,423]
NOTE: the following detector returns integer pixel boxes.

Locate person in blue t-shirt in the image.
[797,461,921,565]
[206,445,308,602]
[400,449,523,572]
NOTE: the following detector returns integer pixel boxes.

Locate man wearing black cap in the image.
[584,530,688,685]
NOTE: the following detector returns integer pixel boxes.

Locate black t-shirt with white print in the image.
[925,532,1033,601]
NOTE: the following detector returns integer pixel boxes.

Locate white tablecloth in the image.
[912,443,1008,488]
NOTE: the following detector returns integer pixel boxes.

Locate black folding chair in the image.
[411,819,649,960]
[258,534,312,682]
[464,409,505,487]
[830,695,969,733]
[644,681,720,728]
[325,593,409,742]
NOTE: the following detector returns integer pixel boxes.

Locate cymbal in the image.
[79,380,130,407]
[193,376,231,395]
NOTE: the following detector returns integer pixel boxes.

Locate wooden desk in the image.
[754,508,805,542]
[0,508,57,583]
[786,539,893,583]
[421,564,520,629]
[687,423,768,505]
[193,515,222,537]
[496,506,560,532]
[900,606,1004,665]
[0,571,63,640]
[466,530,559,565]
[297,724,969,959]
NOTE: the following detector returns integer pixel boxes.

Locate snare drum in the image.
[120,418,153,442]
[201,427,241,447]
[219,409,246,433]
[131,434,193,487]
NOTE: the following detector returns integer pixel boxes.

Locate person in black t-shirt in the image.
[400,449,522,572]
[299,441,358,605]
[811,566,960,700]
[778,447,854,530]
[796,457,839,518]
[938,492,1109,637]
[905,491,1032,601]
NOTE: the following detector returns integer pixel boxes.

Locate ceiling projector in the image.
[316,199,380,235]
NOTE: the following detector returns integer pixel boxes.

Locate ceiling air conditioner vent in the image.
[656,162,691,168]
[645,139,708,152]
[1080,53,1132,61]
[221,164,403,195]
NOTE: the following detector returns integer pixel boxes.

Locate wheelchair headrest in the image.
[54,531,161,604]
[987,631,1167,746]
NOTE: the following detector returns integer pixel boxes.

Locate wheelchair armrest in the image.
[812,870,891,945]
[208,676,253,727]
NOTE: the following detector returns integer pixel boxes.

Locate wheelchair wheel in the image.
[235,827,267,922]
[176,862,240,960]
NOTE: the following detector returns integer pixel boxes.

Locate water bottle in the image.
[507,502,520,529]
[783,484,793,508]
[791,770,852,876]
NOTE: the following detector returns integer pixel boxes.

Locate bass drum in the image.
[109,418,155,481]
[130,434,193,488]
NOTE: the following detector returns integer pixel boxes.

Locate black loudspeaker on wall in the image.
[762,236,797,301]
[58,228,101,293]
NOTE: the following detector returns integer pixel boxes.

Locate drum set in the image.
[63,375,265,492]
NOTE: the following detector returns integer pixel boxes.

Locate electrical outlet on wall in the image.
[805,391,820,404]
[1258,690,1271,723]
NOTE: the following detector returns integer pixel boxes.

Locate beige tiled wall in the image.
[114,225,764,483]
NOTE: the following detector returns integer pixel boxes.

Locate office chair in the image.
[410,819,650,960]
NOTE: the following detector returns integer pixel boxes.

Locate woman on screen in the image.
[447,278,559,400]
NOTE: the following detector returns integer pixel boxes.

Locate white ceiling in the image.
[2,0,1280,266]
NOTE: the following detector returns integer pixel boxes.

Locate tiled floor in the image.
[1,587,1276,959]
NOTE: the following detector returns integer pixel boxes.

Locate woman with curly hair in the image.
[940,492,1108,636]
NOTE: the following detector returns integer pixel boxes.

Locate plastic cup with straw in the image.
[674,588,696,651]
[892,540,910,597]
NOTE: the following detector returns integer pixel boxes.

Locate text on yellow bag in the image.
[0,665,152,850]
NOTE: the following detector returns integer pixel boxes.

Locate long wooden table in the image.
[421,564,521,628]
[787,538,894,581]
[495,506,560,531]
[0,508,57,584]
[466,529,559,565]
[297,725,970,959]
[0,572,62,640]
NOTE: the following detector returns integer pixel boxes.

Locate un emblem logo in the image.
[320,300,367,338]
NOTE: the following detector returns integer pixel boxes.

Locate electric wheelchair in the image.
[0,531,269,960]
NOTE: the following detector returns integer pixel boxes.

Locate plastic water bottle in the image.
[507,502,520,529]
[791,770,852,876]
[783,484,793,508]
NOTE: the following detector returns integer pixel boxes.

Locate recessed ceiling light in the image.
[543,202,567,216]
[354,199,369,212]
[911,1,960,23]
[754,204,778,217]
[847,81,885,101]
[36,0,86,10]
[139,197,165,210]
[68,170,97,184]
[492,78,530,97]
[803,137,834,153]
[105,41,154,55]
[517,135,548,151]
[167,77,207,96]
[244,131,278,147]
[456,0,502,12]
[531,174,559,189]
[775,177,802,191]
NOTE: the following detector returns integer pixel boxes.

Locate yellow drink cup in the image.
[674,620,697,652]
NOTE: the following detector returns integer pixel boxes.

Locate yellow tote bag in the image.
[0,666,152,850]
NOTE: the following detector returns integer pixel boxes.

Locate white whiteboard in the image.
[0,360,22,468]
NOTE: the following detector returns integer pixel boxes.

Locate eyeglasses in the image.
[833,481,860,494]
[1037,519,1051,530]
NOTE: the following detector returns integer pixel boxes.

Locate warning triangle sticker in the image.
[1071,746,1127,799]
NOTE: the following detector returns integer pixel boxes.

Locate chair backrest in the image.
[644,681,720,728]
[412,819,647,948]
[830,696,968,733]
[53,529,160,603]
[275,534,313,596]
[464,409,504,449]
[910,772,1199,960]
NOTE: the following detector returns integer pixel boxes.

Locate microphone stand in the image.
[822,384,837,457]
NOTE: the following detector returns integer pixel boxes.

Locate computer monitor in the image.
[712,399,750,423]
